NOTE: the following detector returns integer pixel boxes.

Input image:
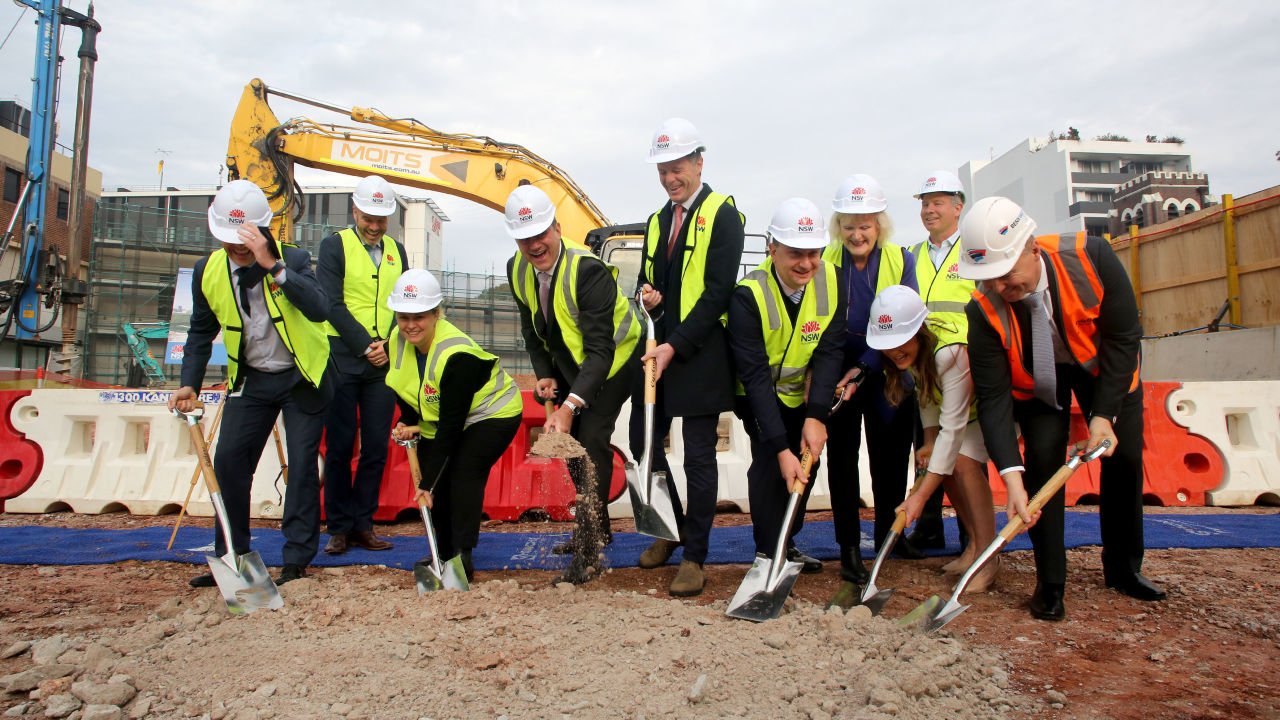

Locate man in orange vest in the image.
[958,196,1164,622]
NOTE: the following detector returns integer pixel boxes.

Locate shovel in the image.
[917,440,1112,633]
[726,449,815,622]
[395,431,469,592]
[626,294,681,541]
[172,401,283,615]
[167,397,225,551]
[856,467,930,615]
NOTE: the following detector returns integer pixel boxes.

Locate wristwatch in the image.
[563,398,582,416]
[268,261,286,277]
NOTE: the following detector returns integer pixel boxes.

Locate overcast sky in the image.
[2,1,1277,274]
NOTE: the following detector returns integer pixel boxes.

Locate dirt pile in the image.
[528,432,607,585]
[1,570,1026,719]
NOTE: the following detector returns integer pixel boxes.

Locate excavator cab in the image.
[586,223,646,300]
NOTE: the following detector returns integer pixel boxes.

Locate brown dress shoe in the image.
[638,539,681,569]
[349,529,393,551]
[323,533,348,555]
[669,559,705,597]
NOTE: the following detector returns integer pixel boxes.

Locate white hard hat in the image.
[207,179,273,244]
[913,170,966,200]
[766,198,828,250]
[387,268,443,313]
[645,117,705,164]
[352,175,398,217]
[867,285,930,351]
[831,174,887,214]
[957,196,1038,281]
[504,185,556,240]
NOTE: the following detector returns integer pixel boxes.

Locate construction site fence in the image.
[1109,184,1280,338]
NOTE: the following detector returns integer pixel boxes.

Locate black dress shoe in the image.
[1029,582,1066,621]
[278,564,307,585]
[189,572,216,588]
[890,536,927,560]
[786,547,823,574]
[906,528,946,550]
[839,545,870,585]
[1106,573,1167,601]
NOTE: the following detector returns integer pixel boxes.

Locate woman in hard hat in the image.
[384,269,524,581]
[868,285,999,592]
[822,174,921,604]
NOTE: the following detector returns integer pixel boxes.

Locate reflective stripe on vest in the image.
[737,258,838,408]
[200,249,329,390]
[324,228,403,340]
[972,232,1138,401]
[910,239,974,347]
[511,247,641,380]
[642,192,743,323]
[821,240,907,294]
[384,320,522,439]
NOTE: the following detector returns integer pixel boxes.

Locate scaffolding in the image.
[85,202,531,386]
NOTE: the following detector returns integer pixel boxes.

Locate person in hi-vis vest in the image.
[505,185,641,572]
[633,118,745,598]
[727,198,845,573]
[820,174,919,589]
[906,170,974,554]
[169,180,332,588]
[959,196,1165,623]
[316,176,408,555]
[384,269,523,582]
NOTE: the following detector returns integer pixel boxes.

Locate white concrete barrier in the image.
[1167,381,1280,506]
[8,389,290,519]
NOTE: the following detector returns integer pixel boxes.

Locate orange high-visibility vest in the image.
[972,232,1139,401]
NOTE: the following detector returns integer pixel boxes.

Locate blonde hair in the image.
[828,211,895,251]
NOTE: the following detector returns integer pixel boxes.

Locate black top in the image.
[967,235,1141,471]
[507,247,621,406]
[181,244,329,390]
[317,230,410,373]
[637,184,745,416]
[727,265,847,454]
[397,351,496,489]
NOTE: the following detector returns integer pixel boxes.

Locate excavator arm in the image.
[226,78,610,248]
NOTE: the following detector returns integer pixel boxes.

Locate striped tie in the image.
[1024,291,1059,409]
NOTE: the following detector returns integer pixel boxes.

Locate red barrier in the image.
[984,382,1223,507]
[0,390,41,511]
[326,391,625,523]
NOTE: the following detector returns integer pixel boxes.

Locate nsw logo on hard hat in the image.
[228,208,245,225]
[800,320,822,343]
[851,187,866,200]
[655,134,670,150]
[403,284,419,299]
[797,217,815,232]
[372,191,385,202]
[877,314,894,331]
[925,177,937,186]
[518,207,532,222]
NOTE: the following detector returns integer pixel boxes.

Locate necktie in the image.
[667,204,685,260]
[235,267,253,318]
[537,271,551,322]
[788,287,804,304]
[1024,291,1059,409]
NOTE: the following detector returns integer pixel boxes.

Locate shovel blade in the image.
[725,554,803,622]
[440,555,470,591]
[206,551,283,615]
[629,471,680,541]
[924,597,968,633]
[898,594,943,628]
[413,561,444,594]
[858,587,895,616]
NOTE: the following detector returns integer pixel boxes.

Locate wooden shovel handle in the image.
[643,337,658,404]
[168,400,225,550]
[185,420,220,495]
[998,444,1104,541]
[891,468,931,535]
[544,400,555,418]
[401,431,424,488]
[789,448,815,495]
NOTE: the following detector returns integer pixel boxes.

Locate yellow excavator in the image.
[224,78,645,291]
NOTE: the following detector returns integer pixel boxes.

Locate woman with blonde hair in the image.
[822,174,920,608]
[868,285,999,592]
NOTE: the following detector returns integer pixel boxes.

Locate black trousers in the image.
[213,366,330,566]
[322,361,397,534]
[418,413,522,559]
[1016,364,1146,585]
[563,355,639,543]
[825,371,915,549]
[743,401,819,555]
[629,388,721,565]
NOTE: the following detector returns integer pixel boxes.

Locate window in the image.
[1134,207,1145,228]
[3,167,21,204]
[1167,205,1180,219]
[56,188,70,220]
[1077,160,1110,173]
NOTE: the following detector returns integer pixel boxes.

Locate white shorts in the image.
[958,420,989,464]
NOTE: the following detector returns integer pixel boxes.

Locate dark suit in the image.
[182,245,333,567]
[967,235,1145,586]
[508,247,640,535]
[316,231,409,536]
[630,184,744,564]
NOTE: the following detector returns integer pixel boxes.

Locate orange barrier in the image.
[0,390,41,511]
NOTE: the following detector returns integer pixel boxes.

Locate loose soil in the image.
[1,507,1278,719]
[528,432,606,586]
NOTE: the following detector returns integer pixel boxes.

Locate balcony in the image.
[1068,201,1111,216]
[1071,171,1127,185]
